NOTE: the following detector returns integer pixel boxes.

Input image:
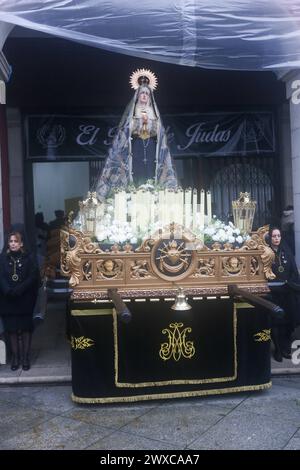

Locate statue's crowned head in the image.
[129,68,158,91]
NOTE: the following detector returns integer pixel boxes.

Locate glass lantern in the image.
[79,191,98,234]
[232,192,256,234]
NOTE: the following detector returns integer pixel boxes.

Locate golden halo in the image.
[129,68,158,91]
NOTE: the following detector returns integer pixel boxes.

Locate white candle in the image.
[192,189,197,231]
[199,203,205,228]
[173,190,179,225]
[200,189,205,210]
[165,189,171,226]
[150,192,155,228]
[177,189,184,226]
[140,190,148,233]
[136,189,143,232]
[186,203,192,230]
[118,190,127,224]
[114,192,120,222]
[185,189,192,229]
[207,191,212,224]
[96,202,105,220]
[170,190,176,225]
[158,189,164,227]
[163,189,167,228]
[131,192,137,232]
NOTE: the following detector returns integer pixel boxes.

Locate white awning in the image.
[0,0,300,71]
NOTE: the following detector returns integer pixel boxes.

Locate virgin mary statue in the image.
[95,69,178,200]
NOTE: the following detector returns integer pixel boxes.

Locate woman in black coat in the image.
[0,231,40,370]
[268,226,300,362]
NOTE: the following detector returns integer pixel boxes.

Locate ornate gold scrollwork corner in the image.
[159,322,195,362]
[239,225,275,280]
[61,228,104,286]
[253,329,271,342]
[260,245,276,280]
[255,225,270,246]
[241,225,270,251]
[61,239,82,286]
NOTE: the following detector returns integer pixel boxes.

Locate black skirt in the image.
[2,314,34,333]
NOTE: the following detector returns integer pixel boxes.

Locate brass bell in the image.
[171,288,192,311]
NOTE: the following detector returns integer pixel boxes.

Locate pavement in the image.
[0,301,299,450]
[0,376,299,450]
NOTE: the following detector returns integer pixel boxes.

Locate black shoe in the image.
[11,355,20,371]
[273,349,283,362]
[22,356,30,371]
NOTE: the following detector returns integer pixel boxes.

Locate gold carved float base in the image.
[61,224,275,297]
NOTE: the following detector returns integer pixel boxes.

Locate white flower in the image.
[201,217,247,246]
[204,227,215,236]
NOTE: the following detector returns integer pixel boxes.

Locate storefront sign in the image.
[25,111,275,160]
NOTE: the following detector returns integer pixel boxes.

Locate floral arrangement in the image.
[95,213,137,245]
[94,211,248,248]
[200,216,248,246]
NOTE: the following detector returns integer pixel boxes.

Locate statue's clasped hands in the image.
[141,111,148,124]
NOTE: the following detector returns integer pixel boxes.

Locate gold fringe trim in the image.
[234,302,254,309]
[71,309,113,316]
[71,381,272,404]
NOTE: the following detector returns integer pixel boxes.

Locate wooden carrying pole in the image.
[228,284,284,319]
[107,288,132,323]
